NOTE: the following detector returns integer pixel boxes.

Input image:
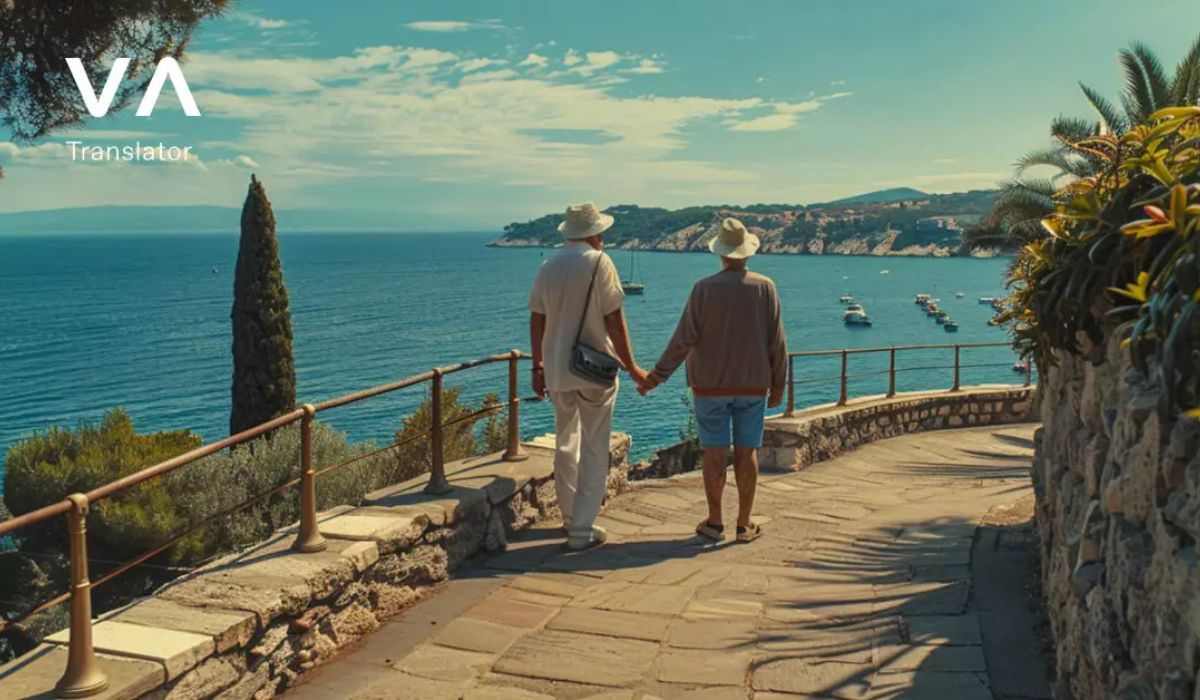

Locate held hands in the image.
[629,365,656,396]
[531,367,547,398]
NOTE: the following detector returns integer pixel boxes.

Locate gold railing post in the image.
[294,404,327,553]
[785,356,795,417]
[55,494,108,699]
[503,350,528,462]
[837,350,848,407]
[425,369,451,494]
[887,347,897,398]
[952,345,961,392]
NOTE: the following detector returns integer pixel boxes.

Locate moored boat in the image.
[978,296,996,305]
[915,293,931,305]
[621,248,645,295]
[844,304,872,326]
[839,294,855,304]
[943,320,959,332]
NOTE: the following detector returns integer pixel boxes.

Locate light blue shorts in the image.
[693,395,767,448]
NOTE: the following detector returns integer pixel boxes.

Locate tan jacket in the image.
[650,269,787,395]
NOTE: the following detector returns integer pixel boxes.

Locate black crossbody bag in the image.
[569,255,622,387]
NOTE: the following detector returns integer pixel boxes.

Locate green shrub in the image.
[3,409,202,558]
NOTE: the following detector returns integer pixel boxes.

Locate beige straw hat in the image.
[557,202,615,240]
[708,217,760,259]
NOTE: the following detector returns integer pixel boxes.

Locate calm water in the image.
[0,232,1020,486]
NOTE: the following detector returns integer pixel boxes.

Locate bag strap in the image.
[574,254,603,345]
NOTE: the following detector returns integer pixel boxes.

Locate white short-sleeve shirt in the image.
[528,242,625,392]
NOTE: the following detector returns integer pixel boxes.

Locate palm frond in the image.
[1128,42,1171,109]
[1014,146,1095,179]
[1118,49,1157,123]
[1169,31,1200,105]
[1050,115,1098,144]
[963,224,1012,251]
[1078,83,1127,134]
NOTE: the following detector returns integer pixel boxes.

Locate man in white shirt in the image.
[529,202,647,550]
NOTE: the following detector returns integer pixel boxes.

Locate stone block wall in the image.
[760,386,1037,471]
[1034,329,1200,699]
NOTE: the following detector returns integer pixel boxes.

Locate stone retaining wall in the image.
[760,385,1037,471]
[0,437,630,700]
[1033,329,1200,699]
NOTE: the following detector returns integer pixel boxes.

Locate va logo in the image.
[66,57,201,118]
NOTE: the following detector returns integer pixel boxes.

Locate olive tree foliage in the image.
[0,0,231,178]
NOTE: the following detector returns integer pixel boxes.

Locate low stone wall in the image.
[760,385,1037,471]
[628,437,701,482]
[0,436,631,700]
[1033,329,1200,699]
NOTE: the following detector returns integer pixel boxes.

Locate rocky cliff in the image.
[492,190,999,257]
[1033,325,1200,699]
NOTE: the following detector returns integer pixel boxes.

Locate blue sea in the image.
[0,232,1022,487]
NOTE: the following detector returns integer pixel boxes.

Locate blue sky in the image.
[1,0,1198,229]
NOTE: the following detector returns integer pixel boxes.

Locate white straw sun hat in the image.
[557,202,615,240]
[709,217,760,259]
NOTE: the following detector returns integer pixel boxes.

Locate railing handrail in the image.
[0,351,531,540]
[788,340,1012,358]
[784,340,1031,416]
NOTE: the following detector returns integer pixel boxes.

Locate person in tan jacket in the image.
[638,217,787,543]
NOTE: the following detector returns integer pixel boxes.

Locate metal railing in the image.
[783,341,1033,416]
[0,349,537,697]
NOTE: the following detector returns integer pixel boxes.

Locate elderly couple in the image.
[529,202,788,550]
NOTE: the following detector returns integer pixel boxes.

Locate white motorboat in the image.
[844,305,872,326]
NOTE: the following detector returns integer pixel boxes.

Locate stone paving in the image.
[287,425,1041,700]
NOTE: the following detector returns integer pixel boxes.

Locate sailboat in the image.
[621,247,645,295]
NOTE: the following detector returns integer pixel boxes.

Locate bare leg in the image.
[701,447,729,526]
[732,446,758,528]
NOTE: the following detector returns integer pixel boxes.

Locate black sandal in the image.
[736,522,762,543]
[695,520,725,541]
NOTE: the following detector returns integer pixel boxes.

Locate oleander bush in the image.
[1000,106,1200,418]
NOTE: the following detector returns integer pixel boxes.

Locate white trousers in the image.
[550,381,618,541]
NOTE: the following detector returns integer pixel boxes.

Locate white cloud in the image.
[626,58,665,75]
[831,79,846,86]
[563,49,582,67]
[518,53,549,69]
[726,114,799,132]
[8,42,852,212]
[725,98,831,132]
[404,19,504,32]
[459,57,503,73]
[234,12,291,30]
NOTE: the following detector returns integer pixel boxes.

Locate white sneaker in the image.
[566,525,607,551]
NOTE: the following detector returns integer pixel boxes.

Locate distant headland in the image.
[492,188,1001,257]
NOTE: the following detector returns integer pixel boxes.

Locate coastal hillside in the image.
[493,189,999,257]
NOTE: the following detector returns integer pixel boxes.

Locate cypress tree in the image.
[230,174,296,435]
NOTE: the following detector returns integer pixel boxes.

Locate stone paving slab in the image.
[547,607,672,642]
[46,620,213,681]
[751,656,873,698]
[495,630,659,687]
[903,615,983,646]
[279,424,1043,700]
[431,617,529,654]
[653,648,753,686]
[103,597,256,654]
[0,645,164,700]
